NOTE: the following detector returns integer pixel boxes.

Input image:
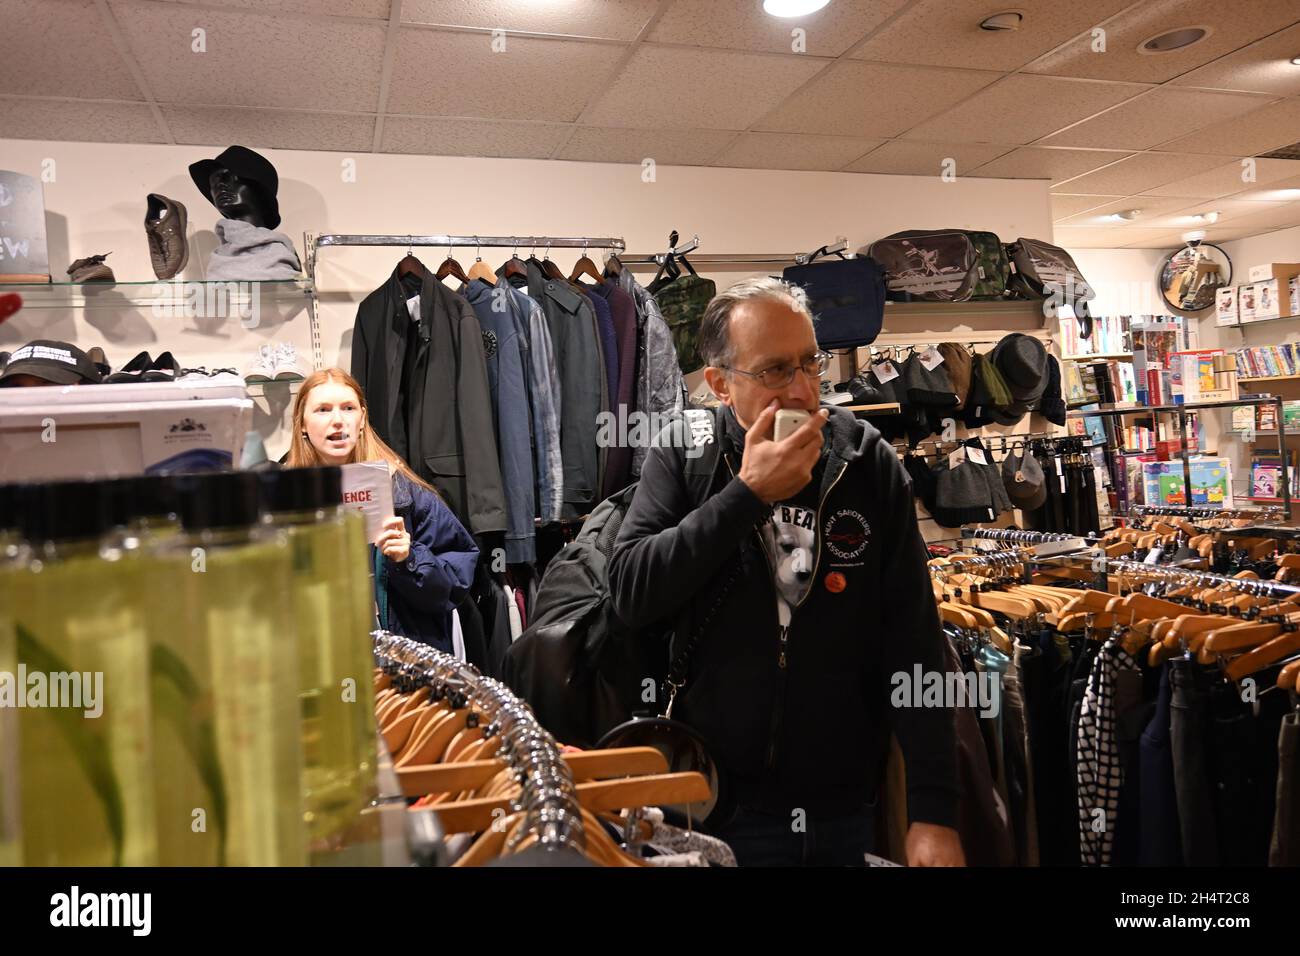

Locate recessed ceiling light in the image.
[1106,209,1142,221]
[1182,230,1207,243]
[1192,211,1220,224]
[980,11,1023,31]
[763,0,830,17]
[1140,26,1209,53]
[1291,56,1300,65]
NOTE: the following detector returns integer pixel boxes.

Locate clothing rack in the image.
[302,232,628,371]
[1101,559,1300,597]
[962,526,1092,558]
[1127,504,1286,522]
[371,630,586,855]
[616,235,847,270]
[900,431,1063,454]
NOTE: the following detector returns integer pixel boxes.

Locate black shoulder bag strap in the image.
[663,404,748,718]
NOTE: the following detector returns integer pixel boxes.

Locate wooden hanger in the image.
[468,256,496,284]
[1277,657,1299,689]
[397,246,426,279]
[398,747,670,797]
[1225,630,1300,681]
[1060,589,1118,615]
[569,247,604,285]
[428,772,713,834]
[1199,614,1300,665]
[531,246,565,280]
[436,246,469,284]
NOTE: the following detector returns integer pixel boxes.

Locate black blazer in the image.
[351,266,506,536]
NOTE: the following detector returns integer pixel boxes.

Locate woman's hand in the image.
[377,515,411,564]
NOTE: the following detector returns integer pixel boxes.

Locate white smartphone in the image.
[773,408,810,442]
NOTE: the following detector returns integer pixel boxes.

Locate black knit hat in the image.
[904,453,938,514]
[902,351,959,408]
[1038,355,1067,426]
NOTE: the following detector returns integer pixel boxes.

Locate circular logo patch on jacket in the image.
[481,329,498,358]
[824,571,847,593]
[824,508,870,561]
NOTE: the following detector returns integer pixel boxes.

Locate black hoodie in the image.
[609,404,958,826]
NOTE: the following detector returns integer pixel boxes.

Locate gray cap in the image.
[1001,446,1047,511]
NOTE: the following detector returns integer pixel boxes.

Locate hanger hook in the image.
[475,236,481,261]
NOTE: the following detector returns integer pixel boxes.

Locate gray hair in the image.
[697,276,814,368]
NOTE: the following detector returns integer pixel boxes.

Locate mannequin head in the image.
[208,168,271,228]
[188,145,283,230]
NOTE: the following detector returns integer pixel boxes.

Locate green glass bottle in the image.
[173,472,306,866]
[11,479,158,866]
[0,488,26,867]
[258,467,375,862]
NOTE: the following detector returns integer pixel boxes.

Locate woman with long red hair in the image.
[288,367,478,651]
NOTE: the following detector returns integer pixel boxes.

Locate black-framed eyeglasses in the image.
[719,351,831,389]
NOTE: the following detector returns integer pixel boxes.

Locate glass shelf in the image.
[0,278,313,310]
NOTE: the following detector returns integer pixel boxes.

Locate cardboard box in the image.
[1256,277,1282,320]
[1239,283,1258,322]
[0,396,252,481]
[1216,285,1238,326]
[1247,262,1300,283]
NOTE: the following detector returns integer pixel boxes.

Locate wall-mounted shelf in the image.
[0,278,313,311]
[881,300,1047,321]
[1239,374,1300,384]
[1222,313,1300,330]
[1063,352,1133,361]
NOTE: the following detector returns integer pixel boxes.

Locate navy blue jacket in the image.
[376,471,479,652]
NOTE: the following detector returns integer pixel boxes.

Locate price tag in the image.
[873,361,899,384]
[966,446,987,466]
[920,346,944,371]
[948,447,966,470]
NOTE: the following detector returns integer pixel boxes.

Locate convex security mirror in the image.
[1157,240,1233,315]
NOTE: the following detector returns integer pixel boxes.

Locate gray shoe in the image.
[67,253,115,283]
[145,194,189,280]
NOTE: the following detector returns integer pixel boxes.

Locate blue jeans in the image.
[712,807,875,867]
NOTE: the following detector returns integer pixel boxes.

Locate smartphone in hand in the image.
[773,408,810,442]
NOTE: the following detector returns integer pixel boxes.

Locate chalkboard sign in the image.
[0,170,51,283]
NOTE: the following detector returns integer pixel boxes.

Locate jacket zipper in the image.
[726,452,849,770]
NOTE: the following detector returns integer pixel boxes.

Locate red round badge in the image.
[824,572,847,593]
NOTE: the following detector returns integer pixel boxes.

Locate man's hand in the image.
[737,401,829,505]
[905,822,965,867]
[377,515,411,564]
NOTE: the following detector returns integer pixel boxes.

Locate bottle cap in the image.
[257,466,343,514]
[175,472,262,531]
[18,479,113,542]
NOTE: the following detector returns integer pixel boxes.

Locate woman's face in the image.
[302,381,364,464]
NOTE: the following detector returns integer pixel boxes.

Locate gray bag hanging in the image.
[865,229,979,302]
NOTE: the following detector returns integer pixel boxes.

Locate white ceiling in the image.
[3,0,1300,247]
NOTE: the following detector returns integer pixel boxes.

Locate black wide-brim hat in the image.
[188,145,281,230]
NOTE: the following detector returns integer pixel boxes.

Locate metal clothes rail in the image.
[372,630,585,855]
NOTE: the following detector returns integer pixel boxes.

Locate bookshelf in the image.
[1063,352,1133,361]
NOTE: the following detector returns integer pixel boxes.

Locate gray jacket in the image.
[351,266,506,535]
[505,282,564,524]
[522,260,606,519]
[464,278,537,564]
[613,269,687,476]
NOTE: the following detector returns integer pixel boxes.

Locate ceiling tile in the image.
[844,140,1013,175]
[1053,225,1177,248]
[649,0,907,57]
[151,0,391,17]
[979,146,1133,183]
[1203,224,1290,242]
[1041,88,1274,150]
[1120,233,1198,248]
[0,0,143,99]
[1025,0,1300,84]
[1056,195,1199,226]
[902,75,1151,145]
[1140,157,1300,198]
[1233,177,1300,202]
[402,0,658,40]
[1051,194,1126,219]
[109,0,387,111]
[1204,200,1300,230]
[379,116,569,158]
[556,127,738,165]
[1055,152,1227,194]
[1139,198,1292,229]
[1172,22,1300,95]
[755,61,1000,138]
[1156,98,1300,157]
[388,29,625,122]
[0,96,164,143]
[585,45,825,131]
[163,105,375,151]
[850,0,1136,72]
[713,132,885,171]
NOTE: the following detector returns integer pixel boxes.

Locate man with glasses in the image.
[610,276,963,867]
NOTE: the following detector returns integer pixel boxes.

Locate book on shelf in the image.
[1285,401,1300,431]
[1232,406,1256,433]
[1252,462,1283,499]
[1063,359,1087,404]
[1257,403,1279,432]
[1237,344,1300,379]
[1250,449,1299,496]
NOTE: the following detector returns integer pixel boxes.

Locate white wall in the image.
[0,138,1053,462]
[1065,247,1178,320]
